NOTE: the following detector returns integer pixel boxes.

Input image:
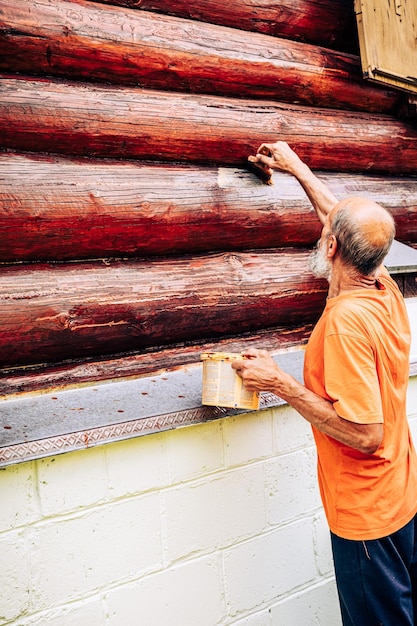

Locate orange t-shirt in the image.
[304,268,417,540]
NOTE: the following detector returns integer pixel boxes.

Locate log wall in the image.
[2,77,417,174]
[0,0,416,380]
[87,0,357,51]
[0,251,327,367]
[1,153,417,262]
[0,0,400,112]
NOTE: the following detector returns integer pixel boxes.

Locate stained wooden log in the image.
[1,153,417,262]
[393,274,417,299]
[2,77,417,175]
[0,0,399,114]
[0,324,314,395]
[0,251,327,367]
[87,0,357,52]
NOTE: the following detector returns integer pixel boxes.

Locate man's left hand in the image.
[232,348,285,393]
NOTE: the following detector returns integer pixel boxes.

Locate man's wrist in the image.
[272,371,302,402]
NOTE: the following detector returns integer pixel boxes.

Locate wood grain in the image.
[86,0,357,51]
[0,0,399,112]
[0,250,327,367]
[1,153,417,261]
[2,77,417,174]
[0,324,314,395]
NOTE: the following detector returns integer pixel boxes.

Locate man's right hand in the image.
[248,141,303,176]
[248,140,338,225]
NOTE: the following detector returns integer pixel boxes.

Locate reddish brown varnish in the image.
[0,0,415,390]
[2,77,417,174]
[0,250,327,368]
[0,0,399,113]
[1,153,417,262]
[87,0,357,51]
[0,324,315,396]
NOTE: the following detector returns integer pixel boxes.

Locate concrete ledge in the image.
[0,349,305,467]
[1,288,416,467]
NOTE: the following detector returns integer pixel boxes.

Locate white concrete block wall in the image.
[2,375,417,626]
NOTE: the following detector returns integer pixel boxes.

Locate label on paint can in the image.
[200,352,260,410]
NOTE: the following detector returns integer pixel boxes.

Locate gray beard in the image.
[309,241,332,281]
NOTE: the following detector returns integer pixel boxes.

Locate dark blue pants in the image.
[331,513,417,626]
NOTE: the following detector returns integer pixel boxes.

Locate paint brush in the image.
[246,146,273,185]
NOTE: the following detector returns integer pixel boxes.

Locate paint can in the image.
[200,352,260,410]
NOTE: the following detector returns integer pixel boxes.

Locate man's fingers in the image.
[258,143,273,157]
[248,154,272,170]
[241,348,266,358]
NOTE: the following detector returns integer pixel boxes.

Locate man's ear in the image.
[327,234,338,258]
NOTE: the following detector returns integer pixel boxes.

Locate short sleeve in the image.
[323,332,383,424]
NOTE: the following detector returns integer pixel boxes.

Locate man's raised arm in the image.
[249,141,338,225]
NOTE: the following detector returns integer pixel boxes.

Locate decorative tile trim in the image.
[0,392,283,467]
[4,366,417,467]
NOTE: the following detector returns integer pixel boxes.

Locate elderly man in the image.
[232,142,417,625]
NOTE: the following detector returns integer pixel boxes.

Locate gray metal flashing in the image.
[0,349,304,467]
[1,255,416,469]
[385,239,417,274]
[1,345,416,468]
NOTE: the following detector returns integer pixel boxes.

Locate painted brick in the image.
[10,599,104,626]
[269,579,341,625]
[163,465,266,563]
[0,530,30,623]
[37,447,107,516]
[106,432,169,497]
[28,495,162,612]
[165,420,224,483]
[105,555,225,626]
[223,519,318,617]
[0,462,40,531]
[2,373,416,626]
[265,448,321,526]
[312,512,334,577]
[223,410,274,468]
[229,610,272,626]
[271,404,315,455]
